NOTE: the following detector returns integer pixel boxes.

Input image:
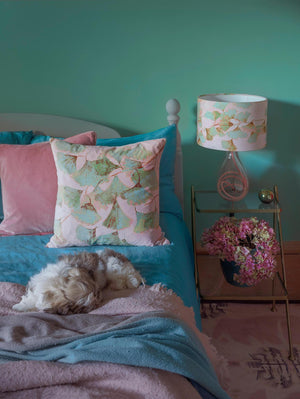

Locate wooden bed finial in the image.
[165,98,184,212]
[166,99,180,126]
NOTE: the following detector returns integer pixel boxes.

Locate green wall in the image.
[0,0,299,240]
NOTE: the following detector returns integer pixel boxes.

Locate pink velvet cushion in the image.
[0,131,96,235]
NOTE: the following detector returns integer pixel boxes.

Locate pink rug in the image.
[201,302,300,399]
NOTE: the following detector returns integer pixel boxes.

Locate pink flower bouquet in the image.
[201,216,280,286]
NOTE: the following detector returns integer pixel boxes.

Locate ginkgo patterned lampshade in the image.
[197,93,268,201]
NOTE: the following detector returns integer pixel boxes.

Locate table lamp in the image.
[197,93,268,201]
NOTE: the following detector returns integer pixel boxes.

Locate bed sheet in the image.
[0,212,201,329]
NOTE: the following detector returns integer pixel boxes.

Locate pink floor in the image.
[201,302,300,399]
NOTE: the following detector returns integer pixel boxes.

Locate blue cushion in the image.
[0,131,33,144]
[96,124,182,218]
[0,131,34,220]
[30,134,52,143]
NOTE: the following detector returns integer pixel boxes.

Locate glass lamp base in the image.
[217,151,249,201]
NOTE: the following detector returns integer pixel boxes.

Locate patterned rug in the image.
[201,302,300,399]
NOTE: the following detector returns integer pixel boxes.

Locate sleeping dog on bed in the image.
[13,249,144,315]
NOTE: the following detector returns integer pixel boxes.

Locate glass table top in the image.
[193,187,280,214]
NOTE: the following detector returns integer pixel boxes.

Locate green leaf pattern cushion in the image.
[47,138,169,247]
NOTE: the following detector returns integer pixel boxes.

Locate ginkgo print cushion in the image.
[47,138,169,248]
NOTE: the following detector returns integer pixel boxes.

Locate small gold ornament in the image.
[258,189,274,204]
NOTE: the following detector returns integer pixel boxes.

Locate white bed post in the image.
[166,99,184,212]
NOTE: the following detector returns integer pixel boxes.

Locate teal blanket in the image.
[0,313,230,399]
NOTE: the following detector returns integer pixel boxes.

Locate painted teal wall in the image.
[0,0,299,240]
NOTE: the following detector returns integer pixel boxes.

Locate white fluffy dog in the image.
[13,249,144,315]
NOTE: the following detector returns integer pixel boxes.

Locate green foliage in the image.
[72,158,118,187]
[61,186,81,208]
[72,202,101,225]
[57,153,77,174]
[103,201,131,230]
[135,211,158,233]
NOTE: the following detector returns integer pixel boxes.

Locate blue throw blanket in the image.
[0,314,230,399]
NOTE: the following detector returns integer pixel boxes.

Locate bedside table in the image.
[191,185,293,360]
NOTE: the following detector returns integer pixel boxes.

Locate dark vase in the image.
[220,259,251,287]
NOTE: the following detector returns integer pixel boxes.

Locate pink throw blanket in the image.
[0,282,229,398]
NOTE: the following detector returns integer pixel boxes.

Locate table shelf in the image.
[191,185,293,360]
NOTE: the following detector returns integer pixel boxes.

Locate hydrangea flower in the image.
[201,216,280,286]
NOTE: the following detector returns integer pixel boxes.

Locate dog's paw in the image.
[126,274,145,288]
[12,298,38,312]
[12,302,26,312]
[108,275,143,290]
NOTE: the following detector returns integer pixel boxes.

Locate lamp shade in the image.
[197,94,267,152]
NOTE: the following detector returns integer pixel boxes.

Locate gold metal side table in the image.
[191,185,293,360]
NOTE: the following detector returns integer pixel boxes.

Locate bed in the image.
[0,99,230,399]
